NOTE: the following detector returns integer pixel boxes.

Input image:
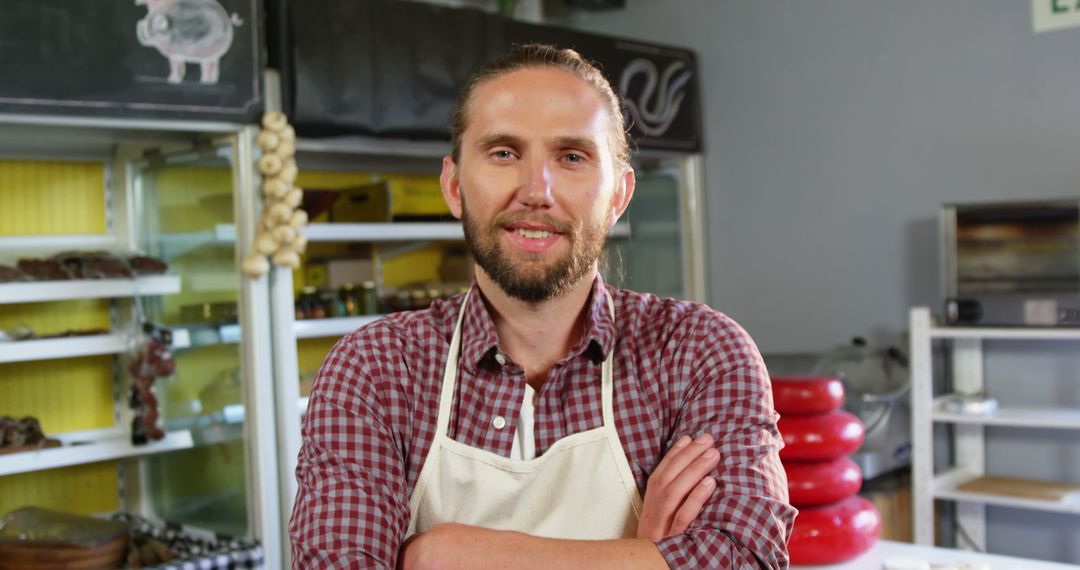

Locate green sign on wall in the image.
[1034,0,1080,32]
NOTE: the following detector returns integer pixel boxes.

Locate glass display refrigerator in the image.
[0,116,282,568]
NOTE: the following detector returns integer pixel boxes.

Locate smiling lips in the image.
[503,220,565,253]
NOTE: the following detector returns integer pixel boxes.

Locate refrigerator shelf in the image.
[0,234,119,252]
[0,275,181,304]
[168,221,631,244]
[301,221,630,241]
[294,315,383,339]
[0,333,129,364]
[172,315,385,350]
[0,430,194,477]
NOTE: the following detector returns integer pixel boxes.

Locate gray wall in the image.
[553,0,1080,563]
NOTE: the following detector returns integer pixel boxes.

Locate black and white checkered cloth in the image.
[110,513,263,569]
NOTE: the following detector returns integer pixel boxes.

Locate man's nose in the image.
[517,157,555,208]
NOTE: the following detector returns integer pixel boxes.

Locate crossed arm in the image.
[400,433,722,570]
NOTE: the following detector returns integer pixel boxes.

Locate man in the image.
[290,44,794,569]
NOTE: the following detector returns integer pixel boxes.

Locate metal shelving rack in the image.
[909,307,1080,552]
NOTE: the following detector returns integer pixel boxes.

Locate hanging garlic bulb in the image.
[244,112,310,278]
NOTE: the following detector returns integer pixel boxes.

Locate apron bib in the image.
[406,290,643,540]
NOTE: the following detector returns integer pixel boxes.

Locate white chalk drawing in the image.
[619,59,692,137]
[135,0,243,84]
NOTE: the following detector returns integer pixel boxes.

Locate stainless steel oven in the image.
[942,199,1080,326]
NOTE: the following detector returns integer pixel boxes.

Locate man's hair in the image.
[450,43,631,171]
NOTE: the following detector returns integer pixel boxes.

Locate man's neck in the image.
[475,267,598,391]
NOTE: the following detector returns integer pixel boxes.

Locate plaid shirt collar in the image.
[458,274,616,373]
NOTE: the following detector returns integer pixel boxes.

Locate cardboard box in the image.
[305,257,375,289]
[330,182,391,222]
[385,174,449,218]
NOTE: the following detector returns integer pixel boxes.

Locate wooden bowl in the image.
[0,535,127,569]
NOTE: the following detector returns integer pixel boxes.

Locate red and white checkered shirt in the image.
[289,277,795,569]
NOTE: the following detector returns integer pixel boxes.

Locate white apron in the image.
[406,290,643,540]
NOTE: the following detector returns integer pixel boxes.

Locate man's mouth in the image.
[513,227,554,239]
[499,218,567,253]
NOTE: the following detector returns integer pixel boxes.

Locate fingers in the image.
[650,433,715,488]
[669,476,716,535]
[655,436,719,511]
[639,433,721,539]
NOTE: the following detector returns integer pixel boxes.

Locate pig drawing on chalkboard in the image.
[135,0,242,84]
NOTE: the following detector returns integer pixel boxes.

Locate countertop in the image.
[791,540,1079,569]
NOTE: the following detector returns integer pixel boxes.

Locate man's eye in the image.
[492,150,514,159]
[563,153,583,163]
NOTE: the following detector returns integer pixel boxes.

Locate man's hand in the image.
[636,433,720,542]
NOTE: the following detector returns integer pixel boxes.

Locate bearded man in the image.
[289,44,794,569]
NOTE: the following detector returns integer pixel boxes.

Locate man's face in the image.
[441,67,634,303]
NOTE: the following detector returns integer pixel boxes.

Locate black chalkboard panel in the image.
[285,0,492,140]
[0,0,263,122]
[278,0,701,152]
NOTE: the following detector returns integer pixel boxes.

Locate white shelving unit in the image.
[0,275,181,304]
[931,468,1080,514]
[932,397,1080,430]
[910,307,1080,552]
[0,429,194,477]
[0,333,129,364]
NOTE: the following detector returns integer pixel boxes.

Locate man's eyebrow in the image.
[475,133,524,149]
[554,136,601,155]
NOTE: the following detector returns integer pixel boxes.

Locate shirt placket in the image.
[478,351,525,456]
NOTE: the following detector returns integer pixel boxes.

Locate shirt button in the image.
[494,353,507,366]
[492,416,506,429]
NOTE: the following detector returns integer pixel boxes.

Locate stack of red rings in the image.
[773,376,881,565]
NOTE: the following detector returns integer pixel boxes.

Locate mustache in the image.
[491,211,574,234]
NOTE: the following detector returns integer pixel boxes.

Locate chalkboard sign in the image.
[0,0,263,122]
[279,0,701,152]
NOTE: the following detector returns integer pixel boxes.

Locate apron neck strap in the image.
[433,288,472,442]
[600,292,616,428]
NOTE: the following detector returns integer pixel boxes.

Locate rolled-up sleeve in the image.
[654,312,796,569]
[289,328,411,569]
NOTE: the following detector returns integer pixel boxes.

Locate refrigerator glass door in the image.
[132,144,250,537]
[605,157,702,301]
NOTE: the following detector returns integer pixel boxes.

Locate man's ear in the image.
[608,168,636,227]
[440,155,463,219]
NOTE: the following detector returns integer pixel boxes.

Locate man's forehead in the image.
[463,68,612,144]
[472,66,603,106]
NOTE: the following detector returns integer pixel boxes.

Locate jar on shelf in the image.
[296,286,321,320]
[360,281,379,315]
[319,289,347,318]
[339,283,359,316]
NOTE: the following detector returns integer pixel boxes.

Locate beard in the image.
[460,194,608,303]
